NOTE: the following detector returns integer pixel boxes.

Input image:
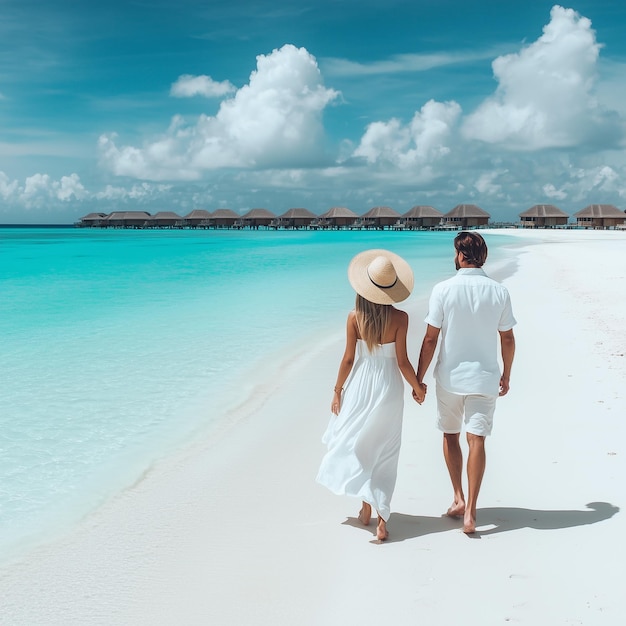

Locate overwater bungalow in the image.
[145,211,183,228]
[402,205,444,230]
[277,208,317,228]
[519,205,569,228]
[574,204,626,229]
[105,211,152,228]
[359,206,402,229]
[183,209,213,228]
[443,204,490,229]
[317,206,358,229]
[77,212,108,227]
[209,209,239,228]
[240,208,276,229]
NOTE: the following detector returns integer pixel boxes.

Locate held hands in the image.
[412,382,427,405]
[334,381,427,413]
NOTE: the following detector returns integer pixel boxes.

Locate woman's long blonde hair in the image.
[355,294,392,352]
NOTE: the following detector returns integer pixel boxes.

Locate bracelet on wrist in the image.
[333,386,343,394]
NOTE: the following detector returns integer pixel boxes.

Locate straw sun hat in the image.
[348,249,414,305]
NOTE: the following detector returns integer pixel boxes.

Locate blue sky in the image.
[1,0,626,223]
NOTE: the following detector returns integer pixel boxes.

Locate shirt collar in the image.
[456,267,487,276]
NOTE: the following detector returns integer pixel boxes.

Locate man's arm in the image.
[498,328,515,396]
[417,324,441,384]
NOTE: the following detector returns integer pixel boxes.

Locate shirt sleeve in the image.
[498,290,517,331]
[424,284,444,329]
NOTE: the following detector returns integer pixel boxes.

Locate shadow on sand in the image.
[342,502,619,543]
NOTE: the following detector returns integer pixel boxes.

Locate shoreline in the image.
[1,229,625,625]
[1,227,468,566]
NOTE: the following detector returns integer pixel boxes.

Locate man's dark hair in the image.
[454,231,488,267]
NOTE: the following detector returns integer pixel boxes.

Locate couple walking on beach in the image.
[316,232,516,540]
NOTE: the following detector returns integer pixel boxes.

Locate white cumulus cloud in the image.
[543,183,568,200]
[94,182,172,201]
[541,164,625,202]
[474,170,507,196]
[570,164,625,200]
[170,74,236,98]
[0,171,19,199]
[100,45,340,180]
[353,99,461,170]
[0,172,88,209]
[56,173,87,201]
[462,5,623,149]
[22,173,51,198]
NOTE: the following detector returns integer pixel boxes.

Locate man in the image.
[416,231,516,533]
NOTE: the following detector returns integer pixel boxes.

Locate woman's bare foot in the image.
[463,511,476,534]
[446,499,466,518]
[376,516,389,541]
[358,502,372,526]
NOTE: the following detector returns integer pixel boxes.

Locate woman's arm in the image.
[331,312,358,415]
[394,310,425,404]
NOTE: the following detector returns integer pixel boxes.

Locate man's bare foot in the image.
[463,511,476,534]
[376,516,389,541]
[446,500,466,518]
[358,502,372,526]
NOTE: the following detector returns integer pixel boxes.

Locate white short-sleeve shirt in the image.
[424,268,516,396]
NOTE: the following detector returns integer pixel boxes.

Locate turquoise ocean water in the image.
[0,227,519,561]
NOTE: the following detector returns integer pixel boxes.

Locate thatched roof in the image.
[79,212,108,220]
[241,208,276,219]
[320,206,358,219]
[574,204,625,218]
[403,205,443,218]
[106,211,151,220]
[211,209,239,219]
[184,209,213,219]
[445,204,490,218]
[279,208,317,219]
[520,204,568,218]
[150,211,182,220]
[362,206,401,219]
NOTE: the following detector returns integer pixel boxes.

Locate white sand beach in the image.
[1,229,625,625]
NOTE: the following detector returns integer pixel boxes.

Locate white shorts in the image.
[436,383,497,437]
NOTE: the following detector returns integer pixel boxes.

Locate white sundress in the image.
[316,339,404,521]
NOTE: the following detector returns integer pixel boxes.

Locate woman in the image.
[316,249,425,541]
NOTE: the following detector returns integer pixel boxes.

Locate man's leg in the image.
[443,433,465,517]
[464,433,486,533]
[437,385,466,517]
